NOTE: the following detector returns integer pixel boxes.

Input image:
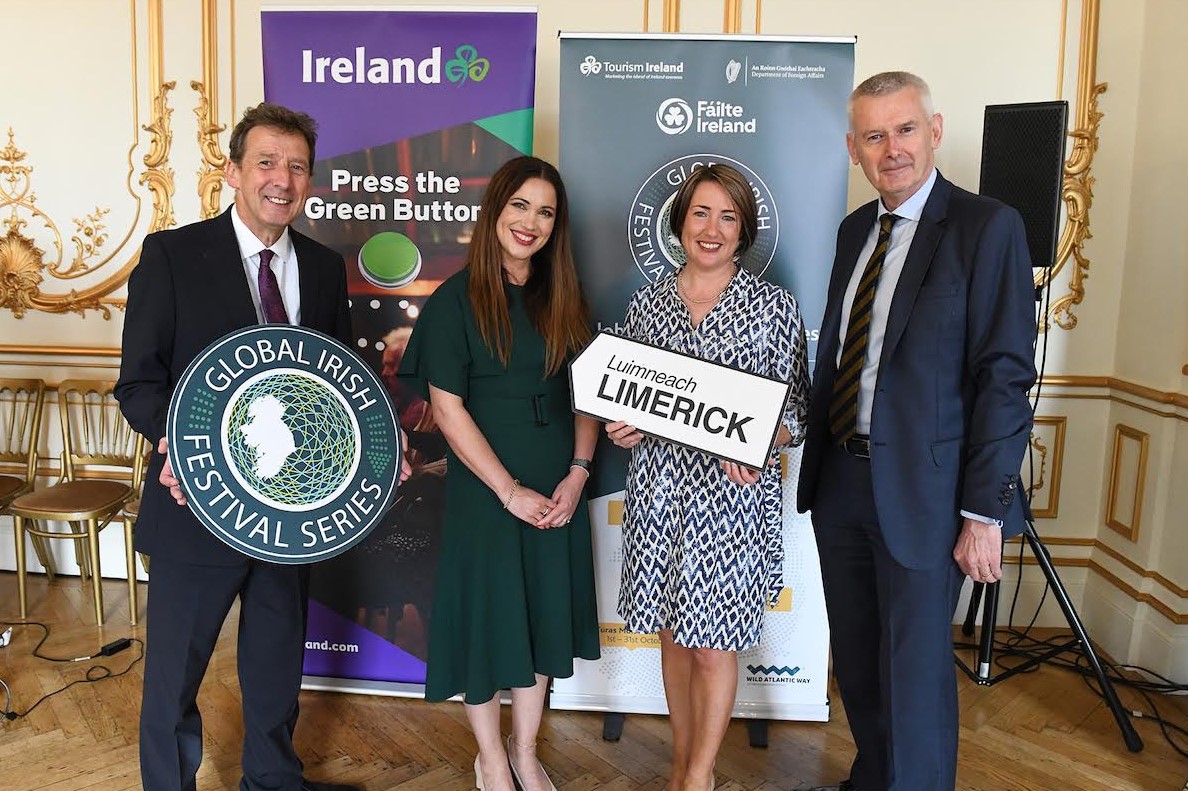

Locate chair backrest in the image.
[0,378,46,482]
[55,380,143,481]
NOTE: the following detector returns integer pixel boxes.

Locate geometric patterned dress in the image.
[616,266,810,650]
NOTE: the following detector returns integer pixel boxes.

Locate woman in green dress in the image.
[398,156,600,791]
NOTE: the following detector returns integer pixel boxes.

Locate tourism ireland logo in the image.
[579,55,602,75]
[656,98,694,135]
[167,326,401,563]
[446,45,490,85]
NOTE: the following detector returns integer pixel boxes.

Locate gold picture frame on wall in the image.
[1026,416,1068,519]
[1105,423,1149,542]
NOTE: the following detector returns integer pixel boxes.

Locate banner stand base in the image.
[598,712,789,748]
[602,712,625,741]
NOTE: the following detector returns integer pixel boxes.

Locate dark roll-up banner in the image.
[262,6,538,696]
[555,34,854,721]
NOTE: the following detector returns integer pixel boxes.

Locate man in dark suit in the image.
[797,72,1037,791]
[117,103,364,791]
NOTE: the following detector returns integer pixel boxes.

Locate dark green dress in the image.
[398,269,600,704]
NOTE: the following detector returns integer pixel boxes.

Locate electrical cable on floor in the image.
[0,620,143,723]
[953,268,1188,759]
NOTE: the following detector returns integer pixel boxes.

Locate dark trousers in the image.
[139,556,310,791]
[811,445,965,791]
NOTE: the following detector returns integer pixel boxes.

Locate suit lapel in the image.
[292,231,321,329]
[879,174,951,367]
[206,208,258,326]
[818,202,878,378]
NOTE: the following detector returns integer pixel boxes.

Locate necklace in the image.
[677,268,734,304]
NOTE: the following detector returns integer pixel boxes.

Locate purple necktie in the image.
[257,248,289,324]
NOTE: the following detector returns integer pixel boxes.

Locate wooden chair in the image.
[122,442,151,576]
[10,380,145,625]
[0,378,58,578]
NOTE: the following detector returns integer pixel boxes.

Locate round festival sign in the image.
[167,325,401,563]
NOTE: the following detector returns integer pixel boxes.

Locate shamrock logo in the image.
[446,45,490,85]
[579,55,602,75]
[655,98,693,135]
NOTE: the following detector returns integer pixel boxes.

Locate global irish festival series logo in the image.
[168,326,401,563]
[628,153,779,283]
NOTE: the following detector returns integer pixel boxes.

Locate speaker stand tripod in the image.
[955,520,1143,752]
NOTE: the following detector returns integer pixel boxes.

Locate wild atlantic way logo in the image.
[168,326,401,563]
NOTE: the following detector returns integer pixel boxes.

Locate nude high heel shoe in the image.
[507,735,558,791]
[474,755,485,790]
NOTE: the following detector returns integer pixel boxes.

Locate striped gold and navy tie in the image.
[828,213,899,444]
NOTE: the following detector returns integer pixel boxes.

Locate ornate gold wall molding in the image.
[0,0,174,320]
[1,131,124,319]
[723,0,742,33]
[1041,0,1106,331]
[1038,374,1188,420]
[0,345,121,358]
[1027,416,1067,518]
[999,538,1185,623]
[663,0,680,32]
[1105,423,1148,542]
[193,0,227,220]
[1088,558,1185,624]
[193,82,226,220]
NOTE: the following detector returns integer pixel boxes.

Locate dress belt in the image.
[841,434,871,459]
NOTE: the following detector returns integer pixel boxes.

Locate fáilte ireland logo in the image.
[167,326,401,563]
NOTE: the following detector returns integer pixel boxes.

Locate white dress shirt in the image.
[230,205,301,324]
[836,167,937,436]
[834,170,999,527]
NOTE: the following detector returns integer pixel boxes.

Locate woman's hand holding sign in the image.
[606,420,644,449]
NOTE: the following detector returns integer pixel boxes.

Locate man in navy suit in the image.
[797,72,1036,791]
[117,103,383,791]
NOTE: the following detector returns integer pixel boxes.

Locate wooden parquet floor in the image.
[0,571,1185,791]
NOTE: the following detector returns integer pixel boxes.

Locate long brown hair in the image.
[467,156,590,376]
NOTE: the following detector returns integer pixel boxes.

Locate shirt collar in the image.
[229,204,294,263]
[877,167,937,224]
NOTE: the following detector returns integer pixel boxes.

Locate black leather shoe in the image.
[300,780,361,791]
[799,781,855,791]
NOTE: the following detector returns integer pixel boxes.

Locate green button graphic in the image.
[358,231,422,289]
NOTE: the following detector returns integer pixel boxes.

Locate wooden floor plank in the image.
[1,571,1185,791]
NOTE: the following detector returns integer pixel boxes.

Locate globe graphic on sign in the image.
[225,372,357,507]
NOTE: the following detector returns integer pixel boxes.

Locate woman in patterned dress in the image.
[606,164,810,791]
[399,156,600,791]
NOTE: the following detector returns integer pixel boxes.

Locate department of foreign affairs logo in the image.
[167,326,401,564]
[579,55,602,76]
[628,153,780,282]
[656,98,694,135]
[726,59,742,84]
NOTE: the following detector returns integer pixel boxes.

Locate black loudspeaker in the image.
[978,101,1069,268]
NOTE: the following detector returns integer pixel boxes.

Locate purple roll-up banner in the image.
[262,6,538,696]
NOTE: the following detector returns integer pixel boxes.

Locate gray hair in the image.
[848,71,935,128]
